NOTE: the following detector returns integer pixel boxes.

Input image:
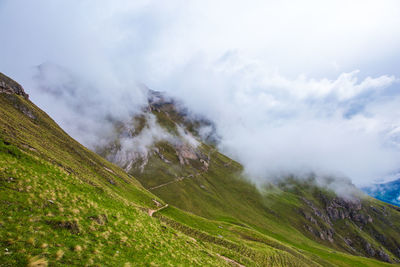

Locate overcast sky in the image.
[1,0,400,186]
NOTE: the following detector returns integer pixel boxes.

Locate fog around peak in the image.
[1,0,400,186]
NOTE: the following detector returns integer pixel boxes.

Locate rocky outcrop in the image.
[324,197,376,228]
[302,197,332,225]
[200,158,209,171]
[361,239,391,262]
[378,249,391,262]
[176,144,199,165]
[0,72,29,99]
[364,241,375,257]
[300,194,399,263]
[301,198,336,243]
[314,194,375,227]
[154,147,171,164]
[0,73,35,119]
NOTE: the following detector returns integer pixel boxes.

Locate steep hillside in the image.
[1,72,399,266]
[0,72,344,267]
[0,73,241,266]
[98,90,400,266]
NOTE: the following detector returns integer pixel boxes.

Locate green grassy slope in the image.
[0,139,227,266]
[0,87,241,266]
[1,73,399,266]
[98,95,400,266]
[140,143,400,266]
[0,74,327,266]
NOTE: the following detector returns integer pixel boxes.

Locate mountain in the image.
[0,73,231,266]
[97,89,400,265]
[364,179,400,207]
[1,72,400,266]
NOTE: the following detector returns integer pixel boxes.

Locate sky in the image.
[1,0,400,186]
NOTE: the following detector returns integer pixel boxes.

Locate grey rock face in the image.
[0,73,29,99]
[377,249,391,262]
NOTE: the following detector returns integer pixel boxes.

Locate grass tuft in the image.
[27,256,48,267]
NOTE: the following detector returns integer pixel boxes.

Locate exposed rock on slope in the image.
[0,72,29,99]
[96,90,400,264]
[96,90,212,180]
[2,72,400,265]
[300,194,394,262]
[0,73,237,266]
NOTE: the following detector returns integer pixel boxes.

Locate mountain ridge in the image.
[1,72,400,266]
[0,72,29,99]
[96,87,400,264]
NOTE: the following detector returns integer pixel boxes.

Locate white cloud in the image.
[159,54,400,186]
[1,0,400,186]
[110,114,175,169]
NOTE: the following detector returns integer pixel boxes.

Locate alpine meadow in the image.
[2,1,400,266]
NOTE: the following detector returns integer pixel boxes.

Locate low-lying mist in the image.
[166,58,400,187]
[29,62,400,188]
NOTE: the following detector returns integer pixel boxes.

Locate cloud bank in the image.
[1,0,400,186]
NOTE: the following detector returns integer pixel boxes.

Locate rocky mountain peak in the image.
[0,72,29,99]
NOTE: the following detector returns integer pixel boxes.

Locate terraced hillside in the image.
[0,72,399,266]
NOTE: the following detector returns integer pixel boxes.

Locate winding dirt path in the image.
[148,169,203,191]
[149,179,180,190]
[148,204,169,217]
[148,172,202,191]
